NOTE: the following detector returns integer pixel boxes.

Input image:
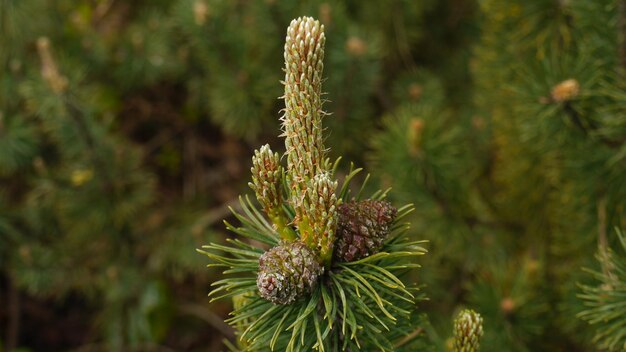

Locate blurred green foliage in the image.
[1,0,625,351]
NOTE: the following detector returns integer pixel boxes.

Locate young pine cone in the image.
[333,200,397,262]
[453,309,484,352]
[257,241,323,305]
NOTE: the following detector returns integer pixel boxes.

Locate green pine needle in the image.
[199,181,427,351]
[578,228,626,351]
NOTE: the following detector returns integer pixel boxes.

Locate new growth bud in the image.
[36,37,68,93]
[193,1,209,25]
[280,17,338,264]
[281,16,327,183]
[250,144,295,240]
[293,172,338,265]
[453,309,484,352]
[550,78,580,103]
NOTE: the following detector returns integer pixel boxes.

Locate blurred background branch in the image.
[1,0,625,351]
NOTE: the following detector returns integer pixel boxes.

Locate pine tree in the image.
[2,1,473,350]
[578,229,626,350]
[5,0,625,351]
[369,0,626,350]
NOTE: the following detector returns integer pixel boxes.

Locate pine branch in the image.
[199,16,432,351]
[578,228,626,351]
[178,303,235,340]
[36,37,116,195]
[548,78,625,149]
[62,95,116,194]
[596,197,616,283]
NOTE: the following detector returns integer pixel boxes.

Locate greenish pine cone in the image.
[453,309,484,352]
[249,144,283,216]
[257,241,323,305]
[333,200,397,262]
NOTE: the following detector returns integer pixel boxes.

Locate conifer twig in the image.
[191,197,242,236]
[36,37,116,194]
[597,196,608,257]
[393,327,423,349]
[596,197,617,285]
[64,95,117,195]
[178,303,235,340]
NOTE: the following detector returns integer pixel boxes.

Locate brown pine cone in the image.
[333,200,397,263]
